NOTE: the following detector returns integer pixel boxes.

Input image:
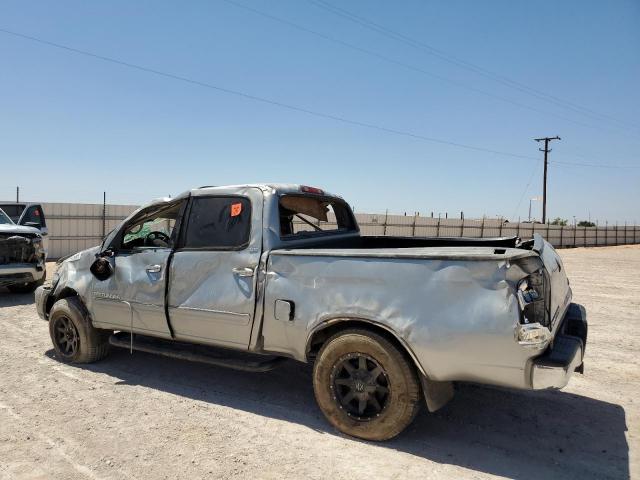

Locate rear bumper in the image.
[0,263,45,287]
[530,303,588,389]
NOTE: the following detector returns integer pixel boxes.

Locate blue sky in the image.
[1,0,638,223]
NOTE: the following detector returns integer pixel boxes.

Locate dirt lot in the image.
[0,246,638,479]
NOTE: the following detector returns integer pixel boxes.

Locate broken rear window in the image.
[279,195,357,238]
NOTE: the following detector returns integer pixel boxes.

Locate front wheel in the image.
[313,329,421,441]
[49,297,111,363]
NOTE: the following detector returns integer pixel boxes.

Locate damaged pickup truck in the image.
[35,184,587,440]
[1,207,46,293]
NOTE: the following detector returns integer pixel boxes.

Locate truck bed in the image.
[271,235,534,260]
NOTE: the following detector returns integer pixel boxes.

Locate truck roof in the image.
[193,183,343,199]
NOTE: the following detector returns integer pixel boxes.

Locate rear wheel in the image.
[313,329,421,441]
[49,297,111,363]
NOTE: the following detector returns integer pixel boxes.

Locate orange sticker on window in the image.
[230,203,242,217]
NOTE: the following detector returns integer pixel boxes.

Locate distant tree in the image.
[577,220,596,227]
[550,217,568,226]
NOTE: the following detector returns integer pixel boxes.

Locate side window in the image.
[183,197,251,249]
[121,202,183,250]
[21,205,46,228]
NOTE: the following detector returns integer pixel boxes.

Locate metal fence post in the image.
[560,225,564,247]
[615,222,618,245]
[102,191,106,239]
[480,217,485,238]
[436,215,441,237]
[605,221,608,246]
[383,209,388,236]
[460,218,464,237]
[573,224,577,247]
[499,219,503,237]
[517,221,520,239]
[411,213,417,237]
[546,220,550,241]
[584,226,586,247]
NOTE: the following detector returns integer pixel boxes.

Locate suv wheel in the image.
[313,329,421,441]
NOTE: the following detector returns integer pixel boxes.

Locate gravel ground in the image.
[0,245,638,480]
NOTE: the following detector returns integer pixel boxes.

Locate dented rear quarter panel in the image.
[261,247,544,389]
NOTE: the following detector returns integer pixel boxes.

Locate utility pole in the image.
[16,186,19,203]
[534,136,561,224]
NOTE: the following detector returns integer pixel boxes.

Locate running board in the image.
[109,332,287,372]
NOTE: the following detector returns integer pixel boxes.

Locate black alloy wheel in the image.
[52,315,80,358]
[331,352,390,421]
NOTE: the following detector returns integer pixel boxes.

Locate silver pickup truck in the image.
[35,184,587,440]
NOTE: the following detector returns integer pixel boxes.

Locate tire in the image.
[7,271,45,294]
[313,328,421,441]
[49,297,111,364]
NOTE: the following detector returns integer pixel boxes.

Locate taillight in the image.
[300,186,324,195]
[517,323,551,350]
[516,270,551,350]
[517,270,547,326]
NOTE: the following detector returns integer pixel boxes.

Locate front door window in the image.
[121,203,182,250]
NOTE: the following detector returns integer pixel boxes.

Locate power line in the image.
[551,160,640,169]
[0,27,538,161]
[308,0,640,134]
[220,0,625,134]
[512,157,542,221]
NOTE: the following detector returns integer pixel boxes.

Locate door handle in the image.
[232,266,254,277]
[146,264,163,273]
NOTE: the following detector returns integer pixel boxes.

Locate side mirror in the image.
[90,257,114,281]
[96,248,115,258]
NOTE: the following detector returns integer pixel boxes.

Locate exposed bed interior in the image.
[277,194,528,251]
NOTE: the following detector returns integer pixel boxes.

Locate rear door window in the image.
[182,197,251,249]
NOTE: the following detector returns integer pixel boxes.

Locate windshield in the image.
[279,195,357,238]
[0,208,14,225]
[0,204,24,223]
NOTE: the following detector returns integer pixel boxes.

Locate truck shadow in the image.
[0,289,36,306]
[47,348,629,480]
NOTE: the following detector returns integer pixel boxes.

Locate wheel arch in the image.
[46,287,81,316]
[305,317,427,377]
[306,317,455,412]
